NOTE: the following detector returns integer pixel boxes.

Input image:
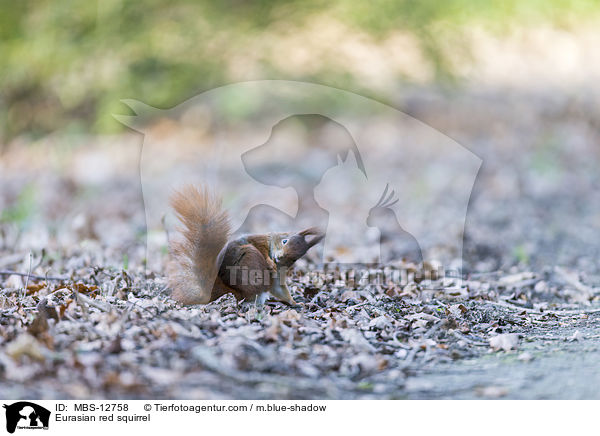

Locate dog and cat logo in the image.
[3,402,50,433]
[119,81,482,272]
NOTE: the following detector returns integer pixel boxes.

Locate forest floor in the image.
[1,85,599,399]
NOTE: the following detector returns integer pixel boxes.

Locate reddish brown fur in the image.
[244,235,272,262]
[218,241,276,301]
[167,185,324,305]
[167,185,232,304]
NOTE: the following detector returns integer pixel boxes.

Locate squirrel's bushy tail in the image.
[167,185,231,305]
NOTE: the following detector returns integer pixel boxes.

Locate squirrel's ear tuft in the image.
[299,227,325,248]
[298,227,323,237]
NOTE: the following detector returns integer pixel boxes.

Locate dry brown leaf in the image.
[26,282,47,295]
[72,283,99,296]
[27,298,59,337]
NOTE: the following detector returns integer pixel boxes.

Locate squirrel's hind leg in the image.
[269,279,297,306]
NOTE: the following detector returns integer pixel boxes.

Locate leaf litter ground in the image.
[1,89,600,399]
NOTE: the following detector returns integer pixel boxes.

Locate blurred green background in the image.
[1,0,599,142]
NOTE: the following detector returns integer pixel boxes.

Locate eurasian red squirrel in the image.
[167,185,324,305]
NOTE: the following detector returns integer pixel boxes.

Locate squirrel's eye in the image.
[282,239,288,245]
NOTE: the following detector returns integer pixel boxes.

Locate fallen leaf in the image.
[5,333,47,362]
[489,333,520,351]
[27,298,59,337]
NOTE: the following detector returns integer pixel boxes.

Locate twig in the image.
[74,292,112,313]
[22,252,33,299]
[0,270,68,281]
[345,302,369,311]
